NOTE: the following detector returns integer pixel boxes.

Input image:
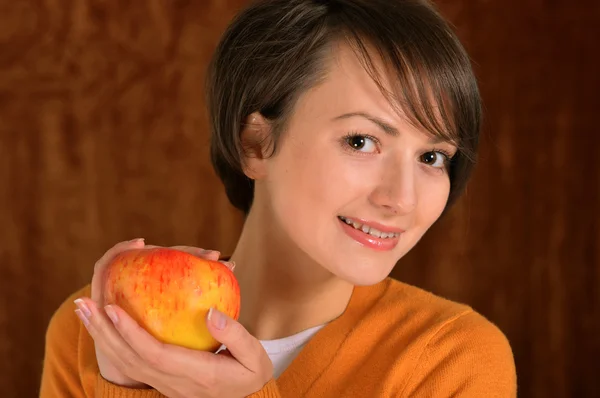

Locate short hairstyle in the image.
[207,0,481,214]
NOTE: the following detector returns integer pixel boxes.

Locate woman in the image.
[40,0,517,397]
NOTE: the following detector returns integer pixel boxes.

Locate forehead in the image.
[298,41,453,143]
[321,42,398,117]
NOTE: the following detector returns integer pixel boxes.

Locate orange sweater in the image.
[40,278,517,397]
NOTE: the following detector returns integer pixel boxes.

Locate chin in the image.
[337,269,392,287]
[329,257,396,287]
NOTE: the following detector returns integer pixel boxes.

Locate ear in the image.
[240,112,272,180]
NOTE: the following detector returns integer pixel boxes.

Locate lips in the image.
[338,216,402,251]
[338,216,403,238]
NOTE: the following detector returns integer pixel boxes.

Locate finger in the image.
[106,304,229,378]
[220,260,236,272]
[170,246,221,261]
[103,303,172,373]
[74,297,154,383]
[143,245,221,261]
[207,308,272,377]
[91,239,145,303]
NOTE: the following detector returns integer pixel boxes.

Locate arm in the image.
[401,311,517,398]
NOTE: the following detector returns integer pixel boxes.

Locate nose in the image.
[369,161,417,215]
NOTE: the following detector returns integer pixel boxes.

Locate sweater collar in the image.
[276,278,390,394]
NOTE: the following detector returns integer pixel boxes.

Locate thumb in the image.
[206,308,270,374]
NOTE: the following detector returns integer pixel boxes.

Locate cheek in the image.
[267,142,344,209]
[266,144,330,221]
[416,175,451,225]
[264,141,371,256]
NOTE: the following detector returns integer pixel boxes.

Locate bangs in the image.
[338,21,480,162]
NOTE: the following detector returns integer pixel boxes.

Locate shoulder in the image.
[40,285,94,396]
[46,284,91,340]
[374,278,516,396]
[45,284,92,357]
[378,277,515,363]
[373,277,475,329]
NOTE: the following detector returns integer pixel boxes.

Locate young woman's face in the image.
[253,43,457,286]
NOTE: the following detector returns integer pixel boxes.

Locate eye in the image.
[344,134,378,153]
[421,151,450,169]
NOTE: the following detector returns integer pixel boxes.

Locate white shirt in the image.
[260,324,326,378]
[218,324,325,378]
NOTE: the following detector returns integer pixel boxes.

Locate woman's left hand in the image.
[74,296,274,398]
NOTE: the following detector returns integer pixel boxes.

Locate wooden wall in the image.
[0,1,597,397]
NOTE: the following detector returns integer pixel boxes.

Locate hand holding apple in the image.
[77,239,240,389]
[73,239,273,397]
[74,294,273,398]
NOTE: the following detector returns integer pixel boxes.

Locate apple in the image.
[103,247,240,352]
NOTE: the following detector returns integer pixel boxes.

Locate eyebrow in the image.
[333,111,453,145]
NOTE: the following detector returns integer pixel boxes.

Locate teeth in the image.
[339,216,399,239]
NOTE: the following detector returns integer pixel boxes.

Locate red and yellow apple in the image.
[103,247,240,352]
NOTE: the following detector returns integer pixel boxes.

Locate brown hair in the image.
[206,0,481,214]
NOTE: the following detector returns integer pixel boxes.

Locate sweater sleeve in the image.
[99,376,282,398]
[246,379,282,397]
[401,310,517,398]
[40,288,89,397]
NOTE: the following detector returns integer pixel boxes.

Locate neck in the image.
[229,206,354,341]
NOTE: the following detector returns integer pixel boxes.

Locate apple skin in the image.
[103,247,240,352]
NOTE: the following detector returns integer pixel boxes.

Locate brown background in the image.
[1,0,598,397]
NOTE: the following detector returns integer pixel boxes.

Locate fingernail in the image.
[225,261,236,271]
[201,249,221,256]
[74,299,92,318]
[129,238,145,244]
[208,308,227,330]
[75,309,90,327]
[105,305,119,324]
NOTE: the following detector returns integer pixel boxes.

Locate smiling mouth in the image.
[338,216,401,239]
